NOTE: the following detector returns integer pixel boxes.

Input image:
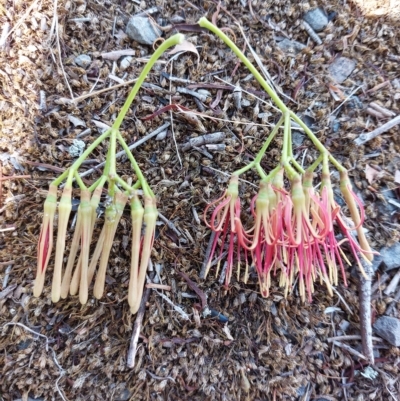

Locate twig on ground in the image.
[2,264,13,288]
[385,286,400,316]
[369,102,395,118]
[169,62,183,168]
[145,283,171,290]
[161,72,194,84]
[57,78,139,105]
[384,269,400,295]
[0,260,15,266]
[302,21,322,45]
[158,212,182,237]
[371,272,390,296]
[78,122,170,179]
[0,22,10,48]
[154,290,190,320]
[331,287,354,315]
[146,369,176,383]
[177,271,207,310]
[127,284,151,368]
[354,115,400,146]
[327,335,383,343]
[200,231,216,279]
[0,226,16,232]
[0,175,31,182]
[330,85,363,116]
[332,340,368,360]
[0,284,17,300]
[358,257,375,364]
[182,132,225,152]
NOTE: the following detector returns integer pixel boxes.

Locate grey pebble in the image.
[328,57,356,84]
[373,316,400,346]
[277,38,306,55]
[380,242,400,271]
[74,54,91,69]
[303,8,329,32]
[126,16,161,45]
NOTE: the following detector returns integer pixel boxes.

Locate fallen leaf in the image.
[395,170,400,185]
[101,49,136,61]
[168,40,199,62]
[365,164,381,184]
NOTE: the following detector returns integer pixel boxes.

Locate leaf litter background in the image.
[1,0,400,400]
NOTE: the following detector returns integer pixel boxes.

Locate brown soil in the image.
[1,0,400,400]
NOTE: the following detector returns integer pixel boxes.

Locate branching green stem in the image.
[198,17,345,173]
[112,34,184,131]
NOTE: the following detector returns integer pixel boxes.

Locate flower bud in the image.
[51,184,72,303]
[128,192,144,311]
[34,184,57,297]
[130,195,157,314]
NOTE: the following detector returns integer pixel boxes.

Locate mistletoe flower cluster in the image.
[204,115,374,302]
[197,17,375,301]
[34,34,184,314]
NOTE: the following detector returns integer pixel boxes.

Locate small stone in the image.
[292,131,304,147]
[371,252,384,272]
[120,56,133,70]
[277,38,306,55]
[328,57,356,83]
[126,16,161,45]
[373,316,400,346]
[156,130,168,141]
[380,242,400,271]
[74,54,91,69]
[69,139,86,158]
[115,388,131,401]
[303,8,329,32]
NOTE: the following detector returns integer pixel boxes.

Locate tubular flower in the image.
[34,184,58,297]
[52,183,73,303]
[129,194,158,314]
[128,191,145,312]
[93,192,128,300]
[204,175,250,288]
[321,169,375,279]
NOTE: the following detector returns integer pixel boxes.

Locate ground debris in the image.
[1,0,400,399]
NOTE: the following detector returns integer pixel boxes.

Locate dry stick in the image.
[332,341,368,360]
[354,115,400,146]
[78,122,170,179]
[127,270,158,368]
[200,231,216,279]
[57,78,139,105]
[384,269,400,295]
[371,272,390,294]
[385,286,400,316]
[327,335,383,343]
[358,256,375,365]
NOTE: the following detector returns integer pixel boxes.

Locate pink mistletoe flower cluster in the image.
[204,156,374,302]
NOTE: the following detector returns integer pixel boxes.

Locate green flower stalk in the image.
[34,33,184,311]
